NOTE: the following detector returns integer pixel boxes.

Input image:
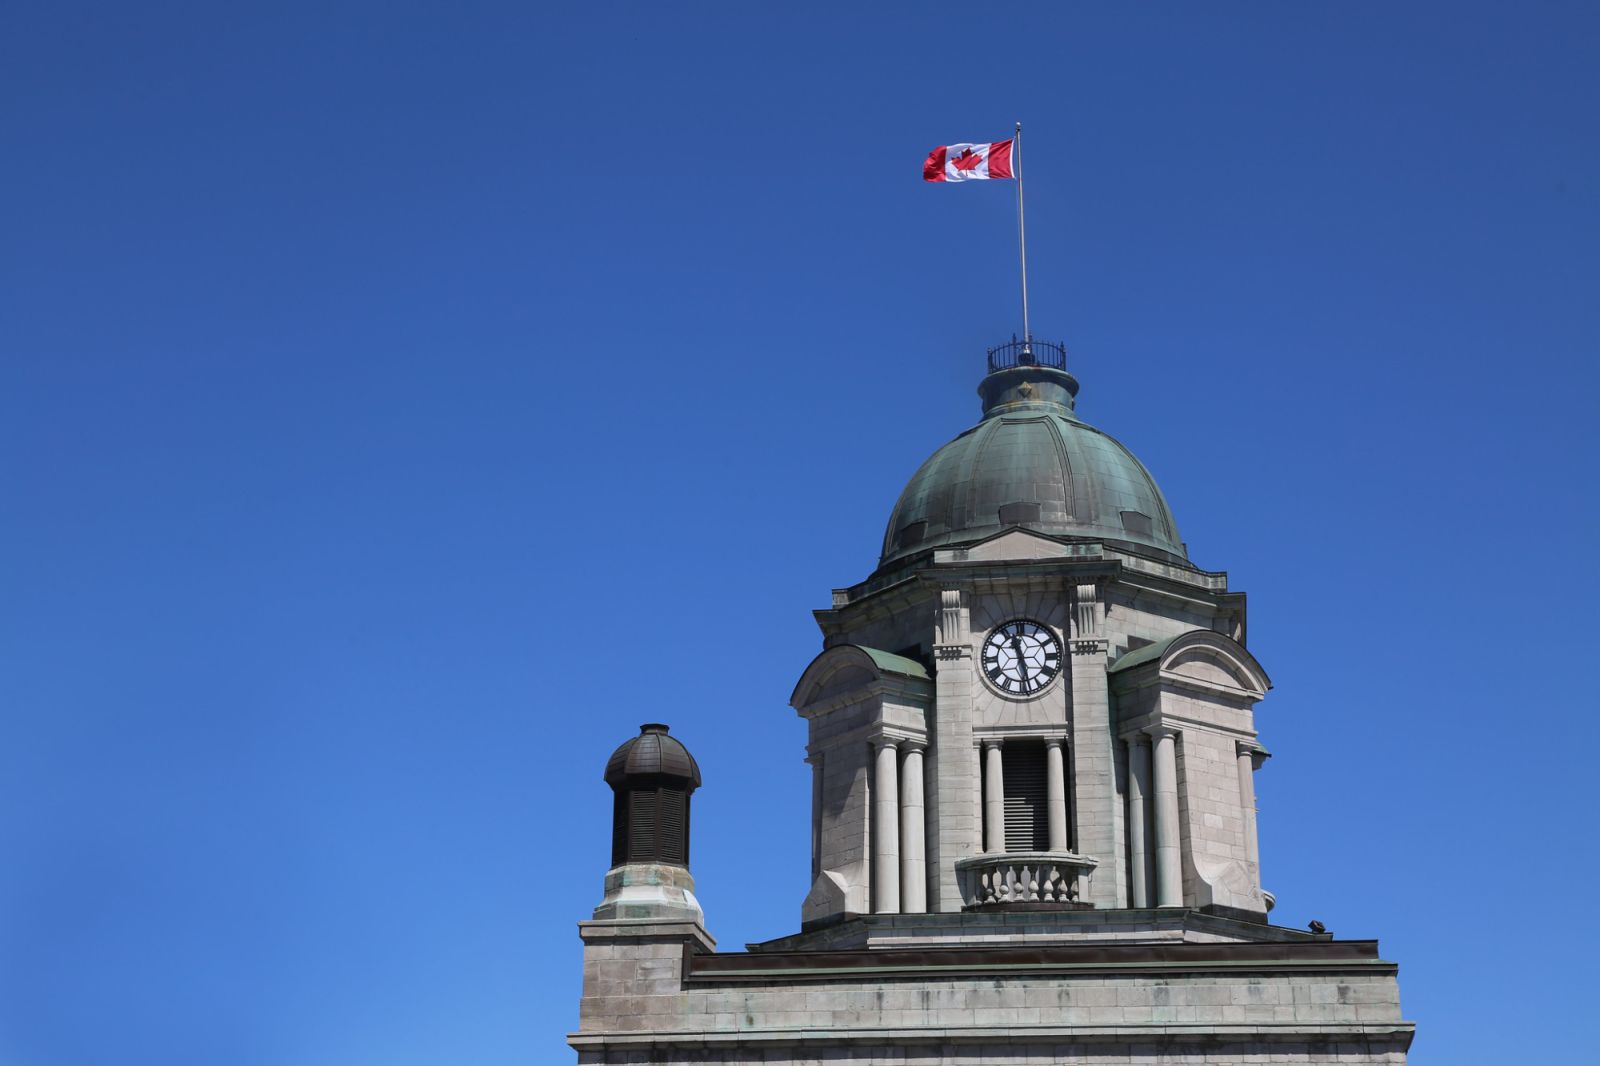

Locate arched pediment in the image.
[1161,631,1271,698]
[1111,630,1271,700]
[790,644,931,712]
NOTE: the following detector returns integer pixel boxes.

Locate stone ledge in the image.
[748,906,1326,953]
[578,919,716,952]
[683,958,1396,984]
[568,1020,1417,1050]
[698,939,1385,983]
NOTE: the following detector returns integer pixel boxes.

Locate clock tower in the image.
[791,338,1268,925]
[570,339,1413,1065]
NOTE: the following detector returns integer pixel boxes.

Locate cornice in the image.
[571,1022,1416,1052]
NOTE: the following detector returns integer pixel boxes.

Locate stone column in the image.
[1045,738,1069,851]
[873,740,900,913]
[982,740,1005,853]
[899,744,927,913]
[1125,734,1153,908]
[1148,726,1183,907]
[1236,741,1265,878]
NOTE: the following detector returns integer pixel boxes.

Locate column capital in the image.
[1072,581,1101,638]
[1237,739,1271,768]
[1043,736,1066,751]
[1145,724,1180,740]
[898,738,928,754]
[1120,731,1150,748]
[871,736,900,753]
[979,736,1004,750]
[936,586,967,646]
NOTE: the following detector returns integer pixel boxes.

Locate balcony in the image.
[954,851,1098,909]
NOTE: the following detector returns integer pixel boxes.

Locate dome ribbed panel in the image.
[878,411,1184,568]
[604,728,701,788]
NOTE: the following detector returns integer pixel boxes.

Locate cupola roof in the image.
[879,341,1184,570]
[604,724,701,789]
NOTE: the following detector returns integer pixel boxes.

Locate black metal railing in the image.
[986,336,1068,374]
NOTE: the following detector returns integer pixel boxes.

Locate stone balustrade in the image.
[954,851,1098,908]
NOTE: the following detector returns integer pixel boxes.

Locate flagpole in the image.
[1014,121,1031,351]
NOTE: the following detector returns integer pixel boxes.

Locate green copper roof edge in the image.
[859,646,931,680]
[1108,633,1184,674]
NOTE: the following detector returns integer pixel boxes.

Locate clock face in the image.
[981,619,1062,696]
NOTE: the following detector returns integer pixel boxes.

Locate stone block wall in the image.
[574,920,1411,1064]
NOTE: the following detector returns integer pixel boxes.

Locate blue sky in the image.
[3,3,1597,1064]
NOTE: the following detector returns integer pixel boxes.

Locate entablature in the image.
[971,723,1070,744]
[1118,706,1259,743]
[825,532,1231,616]
[806,714,929,759]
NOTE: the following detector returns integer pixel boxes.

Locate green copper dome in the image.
[878,361,1185,570]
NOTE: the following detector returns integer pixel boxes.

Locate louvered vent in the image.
[657,788,688,865]
[628,789,658,858]
[611,791,628,867]
[1003,742,1050,851]
[615,784,692,866]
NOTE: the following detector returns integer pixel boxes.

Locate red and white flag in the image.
[923,140,1015,182]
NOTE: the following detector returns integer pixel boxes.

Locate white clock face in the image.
[982,619,1061,696]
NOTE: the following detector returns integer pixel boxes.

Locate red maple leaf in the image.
[952,147,983,171]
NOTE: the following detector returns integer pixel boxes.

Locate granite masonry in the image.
[570,342,1413,1064]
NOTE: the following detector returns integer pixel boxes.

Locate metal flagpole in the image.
[1013,121,1031,351]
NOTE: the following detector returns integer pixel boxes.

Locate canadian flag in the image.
[923,140,1014,182]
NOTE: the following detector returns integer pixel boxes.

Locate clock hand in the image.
[1010,636,1028,681]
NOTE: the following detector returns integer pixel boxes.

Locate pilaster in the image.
[806,741,871,921]
[929,585,979,912]
[1068,579,1121,906]
[1237,740,1269,897]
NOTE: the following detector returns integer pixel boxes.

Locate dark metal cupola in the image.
[604,723,701,869]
